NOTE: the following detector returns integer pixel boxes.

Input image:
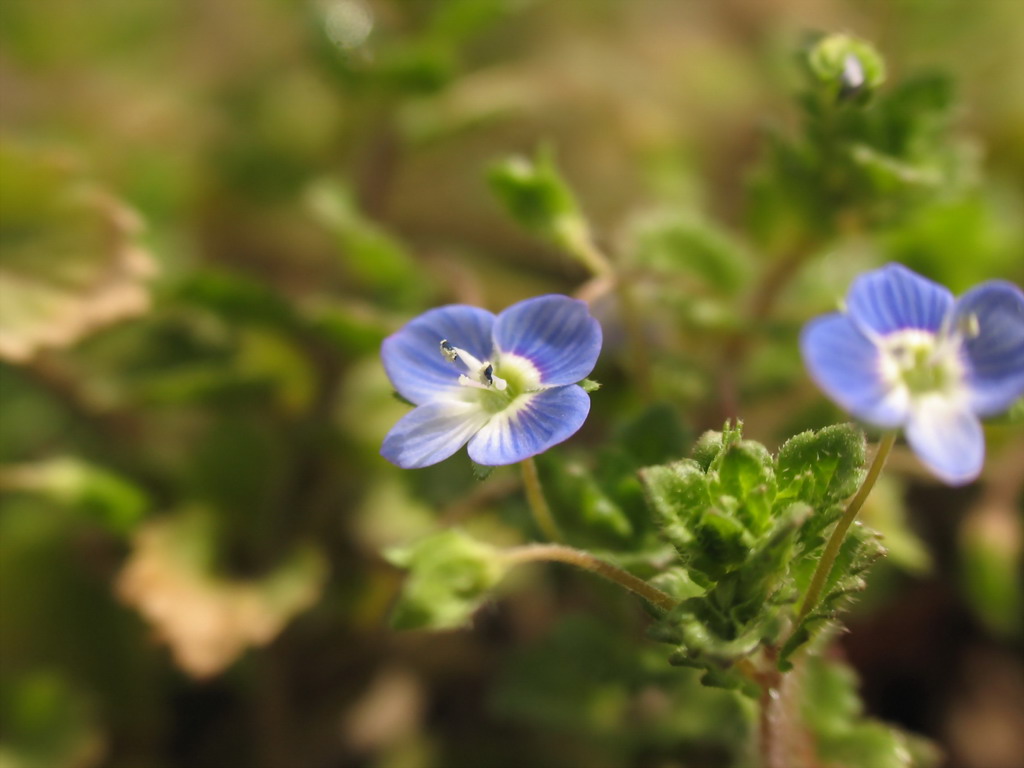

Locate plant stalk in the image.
[501,543,676,613]
[520,457,563,542]
[796,431,897,624]
[564,225,653,401]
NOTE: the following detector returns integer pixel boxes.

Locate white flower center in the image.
[878,328,965,398]
[438,339,543,412]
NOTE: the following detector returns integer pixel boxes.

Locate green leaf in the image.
[651,596,765,675]
[470,460,494,482]
[0,458,148,536]
[302,297,388,357]
[691,430,726,471]
[305,179,430,308]
[776,424,866,508]
[639,460,708,557]
[542,456,636,546]
[732,505,808,620]
[624,210,752,295]
[488,147,581,242]
[487,145,606,275]
[578,378,601,393]
[176,268,299,331]
[780,526,886,664]
[691,422,743,471]
[386,529,505,631]
[690,509,756,579]
[711,440,777,534]
[576,472,633,539]
[647,567,707,604]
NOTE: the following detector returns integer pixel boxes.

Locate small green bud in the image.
[808,34,886,102]
[488,149,580,237]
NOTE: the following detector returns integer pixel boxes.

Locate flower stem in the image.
[562,224,653,401]
[501,543,676,612]
[796,431,897,624]
[520,457,563,542]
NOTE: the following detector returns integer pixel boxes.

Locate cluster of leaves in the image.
[387,421,886,694]
[749,33,971,249]
[640,422,883,686]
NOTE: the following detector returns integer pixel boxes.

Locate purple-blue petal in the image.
[846,263,953,336]
[381,399,490,469]
[492,295,602,387]
[905,397,984,486]
[382,305,496,405]
[467,385,590,465]
[800,313,909,427]
[953,280,1024,417]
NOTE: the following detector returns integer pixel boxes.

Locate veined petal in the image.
[905,395,984,485]
[800,313,910,427]
[381,398,490,469]
[953,280,1024,417]
[846,263,953,336]
[492,295,602,387]
[467,385,590,465]
[382,305,496,405]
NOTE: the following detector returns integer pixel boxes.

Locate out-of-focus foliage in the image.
[0,143,156,363]
[1,0,1022,766]
[0,457,148,536]
[959,498,1023,639]
[384,528,503,630]
[117,511,327,679]
[0,672,103,768]
[800,655,940,768]
[492,615,755,767]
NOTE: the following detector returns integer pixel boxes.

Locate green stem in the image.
[501,543,676,612]
[561,219,615,279]
[520,457,563,542]
[796,431,897,624]
[563,224,653,401]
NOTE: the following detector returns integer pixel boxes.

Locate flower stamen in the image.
[440,339,459,363]
[440,339,507,391]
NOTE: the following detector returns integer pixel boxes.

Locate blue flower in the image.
[381,295,602,469]
[801,264,1024,485]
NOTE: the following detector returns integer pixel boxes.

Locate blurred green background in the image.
[1,1,1022,767]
